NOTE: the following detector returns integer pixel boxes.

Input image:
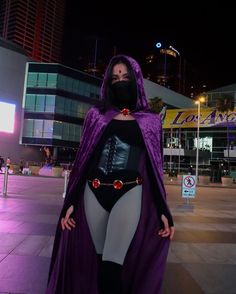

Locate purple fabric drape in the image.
[46,55,171,294]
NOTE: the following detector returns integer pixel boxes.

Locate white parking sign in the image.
[181,175,196,198]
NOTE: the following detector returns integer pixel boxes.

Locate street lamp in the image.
[195,96,206,182]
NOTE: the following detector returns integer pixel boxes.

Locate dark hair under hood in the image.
[100,55,149,112]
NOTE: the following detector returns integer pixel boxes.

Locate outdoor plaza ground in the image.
[0,175,235,294]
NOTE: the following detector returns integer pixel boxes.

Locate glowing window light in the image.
[0,101,16,133]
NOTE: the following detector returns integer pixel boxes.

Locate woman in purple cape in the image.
[46,55,174,294]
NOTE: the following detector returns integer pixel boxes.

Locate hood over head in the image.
[100,55,149,111]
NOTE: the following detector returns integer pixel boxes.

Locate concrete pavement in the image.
[0,175,235,294]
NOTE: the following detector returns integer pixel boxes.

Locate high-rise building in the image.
[0,0,65,62]
[143,46,182,94]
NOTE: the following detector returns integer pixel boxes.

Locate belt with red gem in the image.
[88,177,143,190]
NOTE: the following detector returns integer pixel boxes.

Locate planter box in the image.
[221,177,233,186]
[11,164,20,174]
[52,167,63,177]
[29,165,40,175]
[198,175,210,185]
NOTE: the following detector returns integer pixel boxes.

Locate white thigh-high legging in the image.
[84,182,142,265]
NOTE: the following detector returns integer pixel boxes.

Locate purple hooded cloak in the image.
[46,55,172,294]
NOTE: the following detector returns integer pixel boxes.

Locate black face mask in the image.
[110,81,137,110]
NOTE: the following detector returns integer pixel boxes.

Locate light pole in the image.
[195,96,205,182]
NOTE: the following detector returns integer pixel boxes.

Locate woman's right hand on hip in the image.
[61,205,76,231]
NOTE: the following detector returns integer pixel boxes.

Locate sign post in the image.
[3,167,9,197]
[62,170,70,198]
[181,175,196,204]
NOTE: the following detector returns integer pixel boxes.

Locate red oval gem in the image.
[136,177,143,185]
[92,178,100,189]
[121,108,130,116]
[113,180,123,189]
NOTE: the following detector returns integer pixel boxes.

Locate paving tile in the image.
[175,222,236,232]
[0,254,7,262]
[0,234,27,254]
[1,176,236,293]
[0,213,58,225]
[191,243,236,264]
[174,215,236,224]
[0,221,22,233]
[8,223,56,236]
[0,255,50,294]
[39,236,55,258]
[173,230,236,243]
[12,235,51,256]
[170,242,205,263]
[184,263,236,294]
[164,263,204,294]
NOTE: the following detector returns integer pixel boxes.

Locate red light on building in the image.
[0,0,65,63]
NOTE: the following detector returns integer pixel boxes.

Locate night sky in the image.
[62,1,236,91]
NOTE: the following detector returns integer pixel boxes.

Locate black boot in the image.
[98,260,123,294]
[97,254,103,292]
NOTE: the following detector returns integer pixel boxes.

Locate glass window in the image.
[84,83,91,97]
[74,124,82,142]
[35,95,45,112]
[47,73,57,88]
[33,119,43,137]
[62,122,69,141]
[78,81,86,96]
[23,119,34,137]
[43,120,53,138]
[77,102,90,118]
[70,100,77,117]
[55,96,65,114]
[64,99,72,116]
[37,73,47,87]
[95,86,100,96]
[73,80,80,94]
[27,72,37,87]
[45,95,55,112]
[65,77,73,92]
[53,121,63,139]
[89,85,98,98]
[69,124,75,141]
[25,94,36,111]
[57,74,66,90]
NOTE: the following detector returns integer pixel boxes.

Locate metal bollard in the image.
[62,170,70,198]
[3,167,9,197]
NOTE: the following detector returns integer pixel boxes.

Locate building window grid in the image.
[27,72,100,99]
[163,128,236,161]
[53,121,82,142]
[25,93,90,119]
[23,119,53,139]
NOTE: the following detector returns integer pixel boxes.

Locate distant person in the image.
[0,156,4,172]
[19,159,24,173]
[6,157,11,170]
[46,55,174,294]
[188,165,193,175]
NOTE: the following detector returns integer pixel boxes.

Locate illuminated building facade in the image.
[0,38,101,164]
[21,63,101,161]
[143,44,183,94]
[0,0,65,62]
